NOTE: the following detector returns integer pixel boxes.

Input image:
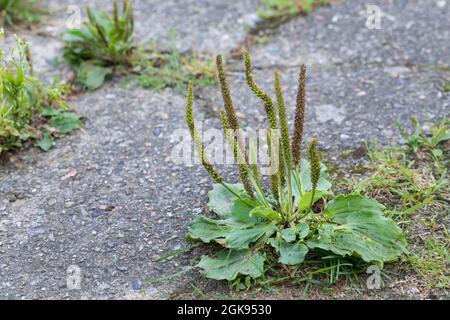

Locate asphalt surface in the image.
[0,0,448,299]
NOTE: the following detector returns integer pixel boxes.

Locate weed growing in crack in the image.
[0,0,42,26]
[180,52,408,290]
[344,118,449,290]
[397,117,450,155]
[354,118,449,216]
[131,40,217,92]
[442,82,450,93]
[63,1,216,91]
[256,0,329,30]
[408,237,449,289]
[0,30,80,155]
[63,0,135,90]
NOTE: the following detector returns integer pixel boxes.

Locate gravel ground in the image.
[0,0,449,299]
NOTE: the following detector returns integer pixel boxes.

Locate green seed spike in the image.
[274,71,291,166]
[185,82,223,184]
[267,131,280,202]
[274,70,292,187]
[308,139,321,210]
[292,64,306,168]
[216,55,246,153]
[216,55,253,194]
[244,51,278,130]
[245,51,279,201]
[220,111,254,198]
[216,55,240,132]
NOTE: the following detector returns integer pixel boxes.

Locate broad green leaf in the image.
[281,228,296,243]
[229,198,259,223]
[269,238,309,265]
[297,190,333,212]
[35,131,54,151]
[291,160,333,209]
[297,222,310,240]
[187,216,242,244]
[307,195,408,263]
[431,149,442,158]
[298,159,332,194]
[41,108,62,117]
[324,194,385,219]
[207,183,246,218]
[249,206,282,222]
[49,112,81,134]
[187,216,276,250]
[198,249,266,281]
[85,65,112,90]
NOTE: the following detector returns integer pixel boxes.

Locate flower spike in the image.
[292,64,306,168]
[185,82,223,183]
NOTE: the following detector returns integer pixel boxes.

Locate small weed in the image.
[131,42,216,92]
[343,117,449,290]
[408,237,449,289]
[353,146,446,216]
[0,30,80,155]
[64,2,216,91]
[443,82,450,92]
[0,0,42,26]
[349,118,449,218]
[63,0,135,90]
[258,0,329,22]
[397,117,450,154]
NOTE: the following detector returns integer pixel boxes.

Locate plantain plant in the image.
[63,1,216,91]
[184,52,408,286]
[0,30,80,154]
[63,0,135,90]
[0,0,42,26]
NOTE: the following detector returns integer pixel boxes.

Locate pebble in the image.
[154,112,169,120]
[132,279,142,291]
[407,287,420,295]
[115,263,128,272]
[153,127,162,137]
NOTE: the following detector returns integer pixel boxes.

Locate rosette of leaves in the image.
[254,0,329,31]
[0,0,42,26]
[63,0,135,90]
[0,31,80,154]
[184,52,408,286]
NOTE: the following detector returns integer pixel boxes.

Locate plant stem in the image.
[220,182,255,207]
[308,189,316,213]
